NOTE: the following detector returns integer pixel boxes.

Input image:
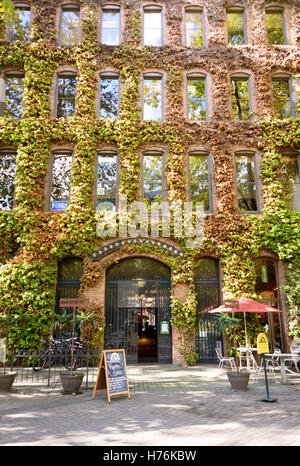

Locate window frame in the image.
[271,73,295,119]
[95,150,119,211]
[98,72,120,119]
[59,4,81,46]
[185,6,205,47]
[0,71,25,119]
[281,151,300,211]
[143,5,163,46]
[265,6,288,45]
[142,150,166,205]
[226,6,247,46]
[188,151,213,213]
[48,150,73,212]
[100,4,121,45]
[186,73,207,122]
[55,72,77,118]
[230,73,252,121]
[235,151,260,214]
[0,149,17,211]
[7,3,31,42]
[142,72,164,121]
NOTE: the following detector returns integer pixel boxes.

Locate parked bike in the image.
[32,336,86,372]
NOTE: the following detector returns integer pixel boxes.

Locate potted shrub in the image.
[217,313,250,391]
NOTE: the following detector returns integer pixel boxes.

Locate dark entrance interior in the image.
[105,258,172,363]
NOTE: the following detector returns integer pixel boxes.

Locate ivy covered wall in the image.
[0,0,299,364]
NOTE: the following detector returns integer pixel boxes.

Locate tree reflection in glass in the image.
[187,77,206,121]
[60,8,80,46]
[99,77,119,118]
[3,75,24,119]
[189,154,210,211]
[0,152,16,210]
[101,7,120,45]
[266,10,285,45]
[57,76,76,118]
[231,78,251,120]
[185,9,204,46]
[50,153,72,211]
[143,8,162,46]
[282,155,300,211]
[235,154,258,212]
[227,10,245,45]
[9,6,30,42]
[143,154,163,209]
[143,77,162,121]
[272,78,292,119]
[96,154,117,211]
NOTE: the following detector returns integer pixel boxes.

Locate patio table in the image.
[265,353,299,383]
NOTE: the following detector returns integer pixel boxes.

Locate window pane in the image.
[189,155,210,211]
[187,78,206,121]
[57,76,76,118]
[99,77,119,118]
[194,258,219,281]
[97,154,117,211]
[58,258,83,281]
[227,11,245,45]
[231,78,251,120]
[266,11,285,45]
[272,79,292,119]
[235,154,258,211]
[185,10,204,46]
[61,8,80,45]
[9,6,30,41]
[143,154,163,207]
[144,10,162,45]
[0,152,16,210]
[282,156,300,211]
[101,9,120,45]
[50,153,72,211]
[143,77,162,121]
[3,75,24,119]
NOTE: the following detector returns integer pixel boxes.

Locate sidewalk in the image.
[0,364,299,446]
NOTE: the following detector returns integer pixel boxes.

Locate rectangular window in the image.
[235,153,258,212]
[282,154,300,211]
[266,8,286,45]
[99,75,119,118]
[231,76,251,121]
[0,151,16,211]
[56,75,77,118]
[143,153,163,208]
[143,7,162,46]
[187,76,206,121]
[185,8,204,46]
[272,77,294,119]
[8,5,31,41]
[227,8,246,45]
[96,153,117,211]
[50,152,73,211]
[143,75,162,121]
[189,153,211,212]
[1,74,24,119]
[60,6,80,45]
[101,6,120,45]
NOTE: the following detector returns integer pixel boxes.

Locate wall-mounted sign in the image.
[160,321,170,335]
[52,201,68,211]
[59,298,91,309]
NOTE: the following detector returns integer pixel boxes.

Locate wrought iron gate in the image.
[195,280,223,363]
[105,279,172,363]
[54,279,81,337]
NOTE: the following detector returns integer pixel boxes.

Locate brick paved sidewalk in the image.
[0,364,299,446]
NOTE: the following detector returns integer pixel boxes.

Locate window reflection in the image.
[143,153,163,208]
[185,8,204,46]
[231,77,251,121]
[50,152,73,211]
[189,154,210,211]
[60,7,80,45]
[57,75,77,118]
[235,154,258,212]
[8,5,30,41]
[2,74,24,119]
[0,151,16,211]
[187,76,206,121]
[101,6,120,45]
[143,76,162,121]
[272,77,293,119]
[143,7,162,46]
[227,9,245,45]
[99,75,119,118]
[266,8,286,45]
[282,154,300,211]
[96,153,117,211]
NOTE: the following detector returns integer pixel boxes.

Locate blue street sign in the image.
[52,201,68,211]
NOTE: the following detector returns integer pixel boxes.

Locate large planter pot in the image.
[227,371,250,391]
[60,373,84,394]
[0,372,17,391]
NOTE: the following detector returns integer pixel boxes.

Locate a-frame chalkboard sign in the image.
[92,349,131,403]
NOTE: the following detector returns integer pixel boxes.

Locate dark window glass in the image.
[266,9,286,45]
[185,8,204,46]
[99,76,119,118]
[143,7,162,46]
[282,155,300,211]
[101,6,120,45]
[2,74,24,119]
[96,153,117,211]
[231,77,251,121]
[60,7,80,45]
[0,151,16,210]
[57,75,76,118]
[187,77,206,121]
[9,5,30,41]
[107,257,170,280]
[50,152,72,211]
[272,78,293,119]
[143,76,162,121]
[227,9,245,45]
[189,154,210,211]
[58,257,83,281]
[194,259,219,281]
[143,153,163,207]
[235,154,258,212]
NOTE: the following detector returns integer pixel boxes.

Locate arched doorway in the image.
[194,258,222,363]
[105,257,172,363]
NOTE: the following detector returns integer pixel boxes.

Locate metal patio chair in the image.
[215,347,236,370]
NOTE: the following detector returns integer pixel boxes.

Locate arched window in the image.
[189,151,212,212]
[8,3,31,42]
[272,73,295,119]
[187,73,207,121]
[142,150,164,207]
[99,72,119,118]
[0,149,17,211]
[143,6,163,46]
[185,7,205,46]
[49,150,73,211]
[56,72,77,118]
[226,7,246,45]
[96,151,118,211]
[230,73,251,121]
[101,4,121,45]
[235,151,259,212]
[0,72,24,119]
[266,7,287,45]
[60,4,80,46]
[143,73,163,121]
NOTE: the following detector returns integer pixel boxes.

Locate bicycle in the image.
[32,336,86,372]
